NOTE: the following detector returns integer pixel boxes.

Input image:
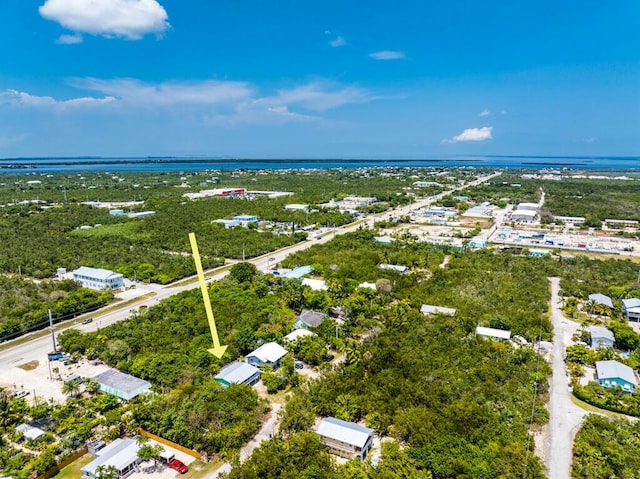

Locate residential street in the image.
[546,277,587,479]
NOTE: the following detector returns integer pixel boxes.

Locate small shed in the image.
[589,326,615,349]
[596,360,637,392]
[215,362,261,387]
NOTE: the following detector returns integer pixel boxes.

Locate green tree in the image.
[229,262,258,283]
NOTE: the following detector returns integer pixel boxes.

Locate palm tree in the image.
[62,380,81,398]
[0,393,18,432]
[95,465,119,479]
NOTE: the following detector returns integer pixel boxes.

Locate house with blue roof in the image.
[596,360,637,392]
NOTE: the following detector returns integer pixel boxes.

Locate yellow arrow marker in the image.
[188,233,227,358]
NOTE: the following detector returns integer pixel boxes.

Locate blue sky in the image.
[0,1,638,158]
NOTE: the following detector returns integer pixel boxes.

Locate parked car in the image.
[15,390,29,398]
[82,317,93,325]
[294,361,304,370]
[167,458,188,474]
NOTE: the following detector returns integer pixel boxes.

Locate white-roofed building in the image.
[215,362,261,387]
[16,423,45,441]
[379,264,408,274]
[588,293,614,309]
[285,329,317,342]
[81,438,141,479]
[622,298,640,321]
[316,417,374,461]
[554,215,585,225]
[517,202,539,211]
[476,326,511,341]
[589,326,615,349]
[73,266,124,290]
[302,278,328,291]
[246,342,288,369]
[596,360,637,392]
[420,304,457,316]
[285,204,309,211]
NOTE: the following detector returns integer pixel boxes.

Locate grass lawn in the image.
[183,460,226,479]
[71,222,145,241]
[54,454,93,479]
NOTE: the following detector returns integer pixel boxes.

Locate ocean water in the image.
[0,155,638,174]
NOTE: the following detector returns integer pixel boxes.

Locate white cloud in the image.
[443,126,493,144]
[73,78,252,106]
[272,82,375,112]
[3,78,378,126]
[56,33,83,44]
[478,109,491,117]
[369,50,405,60]
[0,89,115,108]
[329,36,346,47]
[39,0,169,40]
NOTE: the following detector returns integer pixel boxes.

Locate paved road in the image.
[546,277,587,479]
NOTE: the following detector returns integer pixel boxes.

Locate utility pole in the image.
[49,309,57,352]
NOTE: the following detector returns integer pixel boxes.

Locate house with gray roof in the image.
[589,326,615,349]
[595,360,637,392]
[316,417,374,461]
[622,298,640,321]
[588,293,614,310]
[215,362,260,387]
[93,369,151,401]
[295,310,325,329]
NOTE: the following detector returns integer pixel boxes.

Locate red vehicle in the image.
[167,458,188,474]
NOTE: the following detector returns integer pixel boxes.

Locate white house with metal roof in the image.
[588,293,614,309]
[379,264,408,274]
[16,423,45,441]
[589,326,615,349]
[215,362,261,387]
[622,298,640,321]
[420,304,457,316]
[302,278,328,291]
[246,342,288,369]
[476,326,511,341]
[316,417,374,461]
[595,360,637,392]
[72,266,124,290]
[284,328,317,342]
[81,438,141,479]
